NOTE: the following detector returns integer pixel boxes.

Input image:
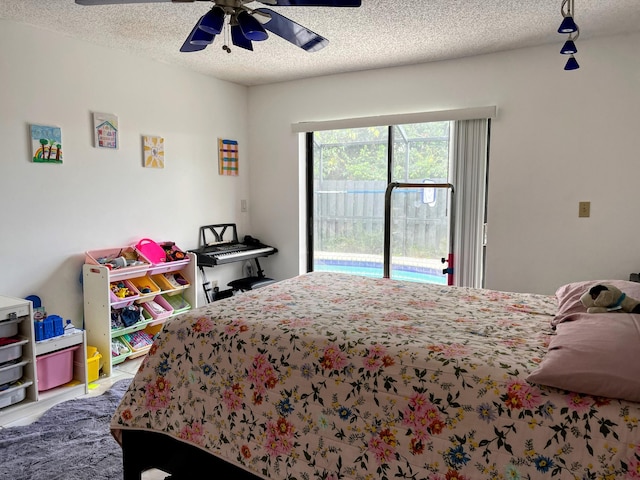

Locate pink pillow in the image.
[553,279,640,326]
[526,313,640,402]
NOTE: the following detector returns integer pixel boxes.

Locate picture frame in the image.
[142,135,165,168]
[30,124,63,164]
[93,112,119,149]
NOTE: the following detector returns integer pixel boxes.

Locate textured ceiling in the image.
[1,1,639,86]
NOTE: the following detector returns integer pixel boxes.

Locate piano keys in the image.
[192,242,277,267]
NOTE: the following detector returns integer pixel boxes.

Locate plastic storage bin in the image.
[36,345,80,391]
[0,381,33,409]
[0,318,21,339]
[128,276,161,303]
[137,240,190,275]
[151,272,190,296]
[85,246,149,271]
[121,331,154,360]
[110,280,140,308]
[86,345,102,383]
[161,294,191,316]
[141,295,173,322]
[0,360,28,387]
[0,337,28,364]
[111,337,131,365]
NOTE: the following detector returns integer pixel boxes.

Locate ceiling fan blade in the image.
[76,0,175,5]
[254,8,328,52]
[180,22,211,52]
[231,24,254,51]
[257,0,361,6]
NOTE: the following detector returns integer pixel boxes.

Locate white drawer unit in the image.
[0,295,37,421]
[0,295,88,425]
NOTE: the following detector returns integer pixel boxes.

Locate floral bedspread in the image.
[111,272,640,480]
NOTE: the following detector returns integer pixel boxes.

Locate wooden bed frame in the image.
[122,430,262,480]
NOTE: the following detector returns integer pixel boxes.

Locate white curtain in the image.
[451,119,489,288]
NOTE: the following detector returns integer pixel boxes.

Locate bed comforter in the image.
[111,272,640,480]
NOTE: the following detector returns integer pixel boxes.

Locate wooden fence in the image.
[314,180,449,259]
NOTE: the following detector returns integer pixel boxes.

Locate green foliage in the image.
[314,123,450,182]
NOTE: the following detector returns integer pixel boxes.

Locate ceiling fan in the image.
[75,0,362,53]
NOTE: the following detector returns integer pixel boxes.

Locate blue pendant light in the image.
[558,0,580,70]
[558,15,577,33]
[560,39,577,54]
[199,7,225,35]
[564,55,579,70]
[558,0,578,32]
[237,11,268,41]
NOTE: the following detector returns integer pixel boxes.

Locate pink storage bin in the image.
[135,239,165,264]
[136,240,190,275]
[36,345,80,391]
[85,246,149,275]
[110,280,140,308]
[141,295,174,322]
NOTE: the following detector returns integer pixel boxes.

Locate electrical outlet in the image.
[578,201,590,218]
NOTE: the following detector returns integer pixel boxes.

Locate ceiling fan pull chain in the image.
[222,18,231,53]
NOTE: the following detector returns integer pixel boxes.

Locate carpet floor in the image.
[0,379,132,480]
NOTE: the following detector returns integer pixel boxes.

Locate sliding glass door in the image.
[309,122,452,284]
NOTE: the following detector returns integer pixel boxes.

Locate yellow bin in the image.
[86,346,102,383]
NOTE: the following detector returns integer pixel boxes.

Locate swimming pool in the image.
[314,262,446,284]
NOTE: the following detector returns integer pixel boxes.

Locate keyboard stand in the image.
[192,224,276,302]
[227,258,275,293]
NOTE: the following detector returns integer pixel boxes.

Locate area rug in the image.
[0,379,132,480]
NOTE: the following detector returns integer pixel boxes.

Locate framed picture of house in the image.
[93,112,119,149]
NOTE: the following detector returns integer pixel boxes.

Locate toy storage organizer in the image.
[0,295,87,424]
[0,296,36,414]
[83,249,197,378]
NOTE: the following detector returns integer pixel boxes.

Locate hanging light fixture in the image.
[560,37,577,55]
[198,7,225,35]
[237,10,268,41]
[564,55,580,70]
[558,0,580,70]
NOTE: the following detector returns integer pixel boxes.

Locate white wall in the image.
[2,20,639,320]
[248,32,640,295]
[0,20,252,321]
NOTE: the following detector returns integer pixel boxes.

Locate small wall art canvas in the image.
[143,135,165,168]
[30,124,63,164]
[218,138,238,176]
[93,112,119,149]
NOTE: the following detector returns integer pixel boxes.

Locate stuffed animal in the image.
[580,284,640,313]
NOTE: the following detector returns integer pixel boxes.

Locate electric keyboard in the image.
[192,243,277,267]
[189,223,277,267]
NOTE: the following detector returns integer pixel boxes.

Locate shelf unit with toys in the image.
[0,295,88,425]
[82,246,197,378]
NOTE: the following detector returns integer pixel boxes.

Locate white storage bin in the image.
[0,319,21,339]
[0,360,28,387]
[0,338,28,364]
[0,380,33,409]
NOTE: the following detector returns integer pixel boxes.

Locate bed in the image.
[111,272,640,479]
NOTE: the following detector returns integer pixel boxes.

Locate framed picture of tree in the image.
[30,124,63,164]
